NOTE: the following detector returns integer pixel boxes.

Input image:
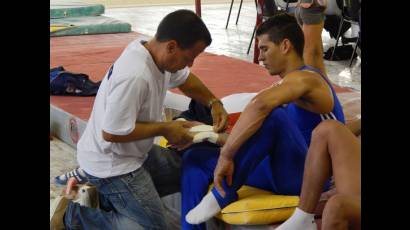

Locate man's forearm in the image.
[103,121,170,143]
[179,73,219,107]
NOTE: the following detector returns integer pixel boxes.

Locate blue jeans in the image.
[64,145,182,230]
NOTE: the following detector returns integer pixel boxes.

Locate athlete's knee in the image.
[312,120,344,141]
[267,107,287,121]
[260,107,288,130]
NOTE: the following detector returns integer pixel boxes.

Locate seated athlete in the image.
[181,13,345,230]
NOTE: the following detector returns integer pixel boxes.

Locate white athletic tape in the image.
[192,132,219,144]
[189,125,214,132]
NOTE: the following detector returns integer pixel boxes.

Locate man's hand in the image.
[164,121,196,149]
[213,154,234,198]
[211,102,228,133]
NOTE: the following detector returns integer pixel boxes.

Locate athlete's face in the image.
[257,34,287,76]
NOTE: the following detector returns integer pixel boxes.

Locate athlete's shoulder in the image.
[284,69,321,85]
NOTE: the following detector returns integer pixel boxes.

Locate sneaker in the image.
[50,195,69,230]
[54,168,88,185]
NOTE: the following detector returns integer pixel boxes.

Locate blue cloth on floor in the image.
[50,66,101,96]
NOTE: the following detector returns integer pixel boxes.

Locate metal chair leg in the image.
[236,0,243,25]
[330,17,345,61]
[247,25,257,54]
[349,36,360,67]
[226,0,235,29]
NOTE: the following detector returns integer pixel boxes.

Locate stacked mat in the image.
[50,0,131,37]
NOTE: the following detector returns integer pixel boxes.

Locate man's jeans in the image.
[64,145,182,230]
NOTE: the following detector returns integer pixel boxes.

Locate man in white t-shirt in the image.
[50,9,228,230]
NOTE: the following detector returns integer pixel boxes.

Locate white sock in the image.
[276,207,317,230]
[186,192,221,224]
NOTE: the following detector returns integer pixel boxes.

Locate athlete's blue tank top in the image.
[285,65,345,146]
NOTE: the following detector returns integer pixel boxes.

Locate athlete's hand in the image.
[213,154,234,198]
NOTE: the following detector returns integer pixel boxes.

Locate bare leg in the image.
[299,120,361,213]
[322,194,361,230]
[302,21,327,77]
[277,120,360,230]
[298,120,334,213]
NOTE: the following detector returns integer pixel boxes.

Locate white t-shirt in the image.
[77,39,189,178]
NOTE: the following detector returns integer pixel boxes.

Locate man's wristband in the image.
[208,98,223,109]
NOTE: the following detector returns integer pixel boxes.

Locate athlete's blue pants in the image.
[181,107,330,230]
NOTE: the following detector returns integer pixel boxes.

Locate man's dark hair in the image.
[256,13,304,58]
[155,9,212,49]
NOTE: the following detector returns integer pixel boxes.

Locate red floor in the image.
[50,32,351,121]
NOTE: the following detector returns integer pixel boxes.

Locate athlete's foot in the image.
[186,192,221,224]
